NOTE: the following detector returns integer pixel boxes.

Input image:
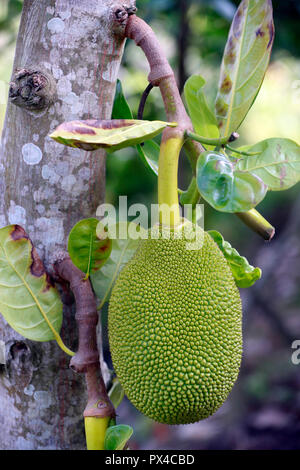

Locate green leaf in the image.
[0,225,70,349]
[196,151,267,213]
[108,377,125,410]
[208,230,262,288]
[236,138,300,191]
[91,222,142,308]
[68,218,112,278]
[184,75,220,149]
[215,0,274,137]
[104,425,133,451]
[50,119,176,153]
[112,79,133,120]
[137,140,160,175]
[111,79,160,175]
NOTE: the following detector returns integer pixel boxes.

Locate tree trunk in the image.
[0,0,128,450]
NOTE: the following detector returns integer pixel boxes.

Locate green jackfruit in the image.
[108,222,242,425]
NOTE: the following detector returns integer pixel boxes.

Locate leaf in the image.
[112,79,133,120]
[108,377,125,410]
[90,222,142,308]
[236,138,300,191]
[50,119,176,153]
[208,230,262,288]
[215,0,274,137]
[184,75,220,149]
[111,80,160,175]
[196,151,267,213]
[137,140,160,175]
[0,225,67,345]
[104,425,133,451]
[68,218,112,278]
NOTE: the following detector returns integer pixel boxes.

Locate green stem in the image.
[236,208,275,241]
[186,130,230,147]
[225,144,260,156]
[158,135,183,226]
[55,336,75,357]
[85,416,110,450]
[180,177,201,224]
[180,177,200,207]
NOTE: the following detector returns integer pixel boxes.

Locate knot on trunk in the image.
[113,2,137,35]
[9,66,56,111]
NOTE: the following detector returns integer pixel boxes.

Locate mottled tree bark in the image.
[0,0,133,450]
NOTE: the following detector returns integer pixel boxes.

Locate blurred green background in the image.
[1,0,300,450]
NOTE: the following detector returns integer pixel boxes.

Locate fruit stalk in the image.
[126,16,193,227]
[158,136,182,226]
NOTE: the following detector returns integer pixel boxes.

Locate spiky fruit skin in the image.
[108,223,242,425]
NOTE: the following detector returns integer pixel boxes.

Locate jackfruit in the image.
[108,222,242,425]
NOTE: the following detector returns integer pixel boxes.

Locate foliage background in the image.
[1,0,300,450]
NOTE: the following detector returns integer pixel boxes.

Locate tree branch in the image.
[55,256,115,419]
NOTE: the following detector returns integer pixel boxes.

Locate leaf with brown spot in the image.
[50,119,176,152]
[215,0,274,138]
[68,218,112,279]
[236,138,300,191]
[0,225,73,355]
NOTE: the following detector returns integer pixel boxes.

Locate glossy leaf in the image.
[68,218,112,278]
[196,151,267,213]
[208,230,262,288]
[0,225,64,343]
[215,0,274,137]
[236,138,300,191]
[184,75,220,149]
[112,79,133,120]
[108,377,125,410]
[137,140,160,175]
[104,425,133,451]
[91,222,142,307]
[50,119,175,152]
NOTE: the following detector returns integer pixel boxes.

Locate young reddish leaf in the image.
[215,0,274,138]
[68,218,112,279]
[50,119,176,152]
[196,151,267,213]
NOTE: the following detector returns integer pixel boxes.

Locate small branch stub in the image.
[113,3,137,34]
[9,66,56,111]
